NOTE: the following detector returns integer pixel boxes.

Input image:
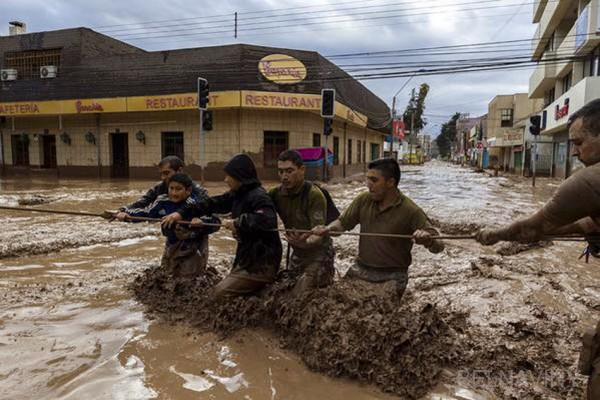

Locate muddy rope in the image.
[0,205,591,242]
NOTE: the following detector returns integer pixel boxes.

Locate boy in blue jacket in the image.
[123,173,219,278]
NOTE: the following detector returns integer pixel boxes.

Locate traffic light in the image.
[198,78,209,110]
[324,118,333,136]
[321,88,335,118]
[203,110,213,131]
[529,115,541,136]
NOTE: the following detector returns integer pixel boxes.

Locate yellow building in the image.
[0,27,390,180]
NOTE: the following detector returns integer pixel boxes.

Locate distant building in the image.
[486,94,544,174]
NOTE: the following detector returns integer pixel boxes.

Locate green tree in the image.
[435,112,461,159]
[402,83,430,135]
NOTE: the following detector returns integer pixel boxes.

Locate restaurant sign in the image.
[258,54,307,85]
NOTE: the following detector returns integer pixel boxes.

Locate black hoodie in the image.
[182,154,282,274]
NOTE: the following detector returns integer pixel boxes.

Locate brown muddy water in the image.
[1,161,599,399]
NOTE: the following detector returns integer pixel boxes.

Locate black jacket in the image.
[207,183,282,272]
[181,154,282,273]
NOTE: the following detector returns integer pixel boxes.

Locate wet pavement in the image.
[0,161,598,399]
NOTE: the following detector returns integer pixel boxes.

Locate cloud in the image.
[1,0,538,136]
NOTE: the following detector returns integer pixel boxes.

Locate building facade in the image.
[486,94,544,174]
[0,27,390,181]
[529,0,599,178]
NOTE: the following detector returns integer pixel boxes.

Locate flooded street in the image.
[1,161,599,399]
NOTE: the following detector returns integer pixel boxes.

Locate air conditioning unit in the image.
[0,69,17,81]
[40,65,57,79]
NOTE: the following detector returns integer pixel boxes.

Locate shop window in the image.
[333,136,340,165]
[370,143,380,161]
[161,132,184,161]
[500,109,514,127]
[264,131,288,167]
[4,48,61,80]
[312,133,321,147]
[11,134,29,166]
[347,139,353,164]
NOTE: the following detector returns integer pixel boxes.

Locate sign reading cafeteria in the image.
[258,54,307,84]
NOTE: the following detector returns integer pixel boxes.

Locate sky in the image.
[1,0,537,137]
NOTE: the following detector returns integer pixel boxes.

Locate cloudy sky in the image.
[1,0,536,137]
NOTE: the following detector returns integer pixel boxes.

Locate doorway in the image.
[11,134,30,166]
[111,132,129,178]
[41,135,57,168]
[263,131,288,168]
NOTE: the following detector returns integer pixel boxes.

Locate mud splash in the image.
[131,265,468,399]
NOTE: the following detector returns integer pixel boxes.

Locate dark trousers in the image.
[212,264,277,298]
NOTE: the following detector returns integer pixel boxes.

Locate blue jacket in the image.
[126,194,219,245]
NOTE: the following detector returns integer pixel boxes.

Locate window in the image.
[264,131,289,167]
[312,133,321,147]
[11,134,29,166]
[357,140,362,164]
[545,87,555,107]
[362,141,366,162]
[370,143,380,161]
[347,139,353,164]
[333,136,340,165]
[161,132,184,161]
[562,71,573,93]
[4,48,61,80]
[500,109,514,127]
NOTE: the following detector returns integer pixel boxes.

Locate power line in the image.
[116,0,543,41]
[92,0,393,30]
[102,0,459,35]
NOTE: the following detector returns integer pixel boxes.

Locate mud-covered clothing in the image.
[126,194,218,277]
[339,190,439,271]
[542,162,600,229]
[269,182,335,292]
[160,239,208,278]
[289,244,335,294]
[345,261,408,298]
[123,180,208,211]
[212,264,278,298]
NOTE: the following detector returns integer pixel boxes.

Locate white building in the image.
[528,0,598,178]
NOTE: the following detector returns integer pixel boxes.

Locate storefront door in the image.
[41,135,57,169]
[11,134,29,166]
[111,133,129,178]
[263,131,288,168]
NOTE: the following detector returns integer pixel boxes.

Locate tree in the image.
[435,112,461,159]
[402,83,430,136]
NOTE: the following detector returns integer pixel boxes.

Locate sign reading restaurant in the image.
[258,54,307,84]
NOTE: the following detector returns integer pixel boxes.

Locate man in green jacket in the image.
[269,150,334,295]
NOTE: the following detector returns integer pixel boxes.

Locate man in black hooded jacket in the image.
[163,154,282,297]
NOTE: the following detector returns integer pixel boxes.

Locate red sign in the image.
[75,100,104,113]
[393,119,405,140]
[555,98,569,121]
